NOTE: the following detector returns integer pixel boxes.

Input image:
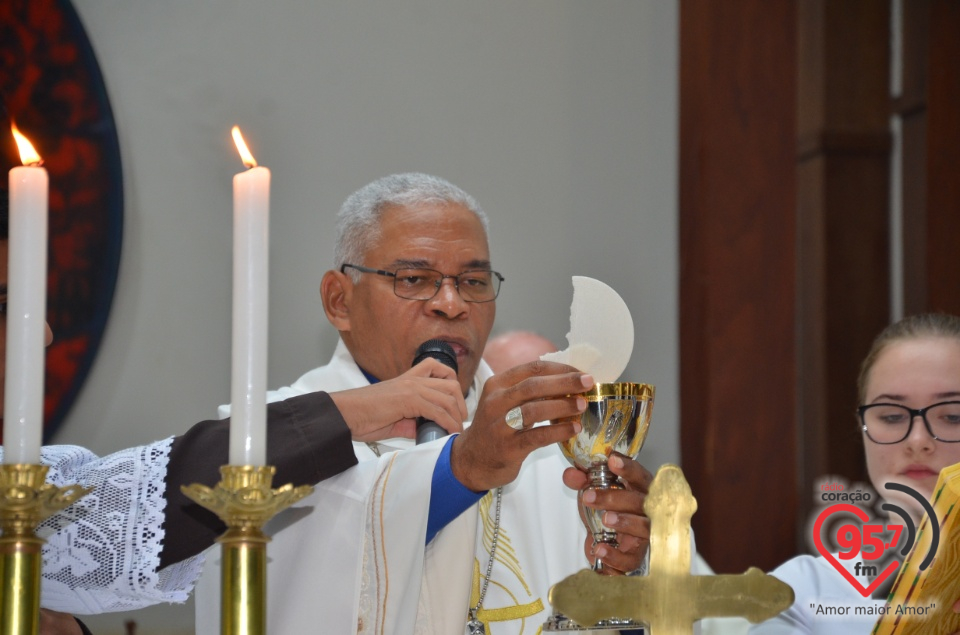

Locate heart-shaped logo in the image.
[813,504,901,597]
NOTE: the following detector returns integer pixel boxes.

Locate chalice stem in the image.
[581,463,624,549]
[588,463,620,490]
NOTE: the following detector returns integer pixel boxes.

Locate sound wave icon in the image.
[883,482,940,571]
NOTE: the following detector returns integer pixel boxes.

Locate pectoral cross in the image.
[549,464,794,634]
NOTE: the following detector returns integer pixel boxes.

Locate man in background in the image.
[484,329,559,373]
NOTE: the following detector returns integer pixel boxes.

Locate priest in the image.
[199,173,704,634]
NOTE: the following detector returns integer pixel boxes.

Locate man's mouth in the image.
[435,339,468,358]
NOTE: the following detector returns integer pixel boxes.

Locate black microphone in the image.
[413,339,459,444]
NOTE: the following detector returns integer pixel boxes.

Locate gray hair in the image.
[334,173,489,280]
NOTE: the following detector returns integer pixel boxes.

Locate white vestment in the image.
[199,340,716,634]
[0,441,204,614]
[748,554,884,634]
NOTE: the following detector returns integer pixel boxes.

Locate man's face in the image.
[331,201,496,395]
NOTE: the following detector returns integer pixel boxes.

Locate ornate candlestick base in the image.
[182,465,313,635]
[0,464,91,635]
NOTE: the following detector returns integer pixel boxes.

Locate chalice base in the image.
[543,612,646,633]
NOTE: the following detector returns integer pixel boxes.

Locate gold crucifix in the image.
[549,464,794,634]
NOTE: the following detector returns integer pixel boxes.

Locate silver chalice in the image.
[561,382,655,553]
[545,382,654,632]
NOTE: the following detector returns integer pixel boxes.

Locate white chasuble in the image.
[197,340,708,634]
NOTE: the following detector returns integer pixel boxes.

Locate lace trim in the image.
[24,440,205,614]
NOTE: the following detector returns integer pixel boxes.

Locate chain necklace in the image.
[466,487,502,635]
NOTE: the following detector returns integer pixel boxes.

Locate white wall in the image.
[59,1,678,632]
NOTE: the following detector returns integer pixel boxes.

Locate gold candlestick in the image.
[182,465,313,635]
[0,464,90,635]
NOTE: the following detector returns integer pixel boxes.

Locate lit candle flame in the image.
[231,126,258,169]
[11,124,42,166]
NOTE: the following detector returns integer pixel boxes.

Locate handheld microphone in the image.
[413,339,459,444]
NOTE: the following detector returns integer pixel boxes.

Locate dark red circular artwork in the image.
[0,0,123,439]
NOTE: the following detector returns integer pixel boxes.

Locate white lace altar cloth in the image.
[0,440,204,614]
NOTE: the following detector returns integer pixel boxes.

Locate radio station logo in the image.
[812,481,939,597]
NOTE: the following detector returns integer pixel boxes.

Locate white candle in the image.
[3,127,48,465]
[229,126,269,466]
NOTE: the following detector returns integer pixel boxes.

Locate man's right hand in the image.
[329,358,467,442]
[450,361,591,492]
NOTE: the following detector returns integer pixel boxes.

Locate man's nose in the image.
[426,277,468,317]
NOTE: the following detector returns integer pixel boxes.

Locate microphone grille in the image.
[413,339,458,374]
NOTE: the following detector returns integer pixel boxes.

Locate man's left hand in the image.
[562,452,652,575]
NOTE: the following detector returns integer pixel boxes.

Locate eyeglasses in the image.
[858,401,960,444]
[340,264,504,303]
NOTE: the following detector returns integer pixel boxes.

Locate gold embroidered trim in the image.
[471,503,545,632]
[478,492,533,595]
[470,558,545,631]
[477,598,545,627]
[372,453,399,635]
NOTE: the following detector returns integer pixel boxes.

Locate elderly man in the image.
[200,173,659,634]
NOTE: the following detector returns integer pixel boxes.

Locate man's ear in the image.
[321,269,351,331]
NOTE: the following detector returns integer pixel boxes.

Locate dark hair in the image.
[857,313,960,402]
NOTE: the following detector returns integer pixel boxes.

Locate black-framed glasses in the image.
[340,263,504,303]
[858,401,960,444]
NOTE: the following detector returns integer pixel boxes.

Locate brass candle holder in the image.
[0,464,90,635]
[182,465,313,635]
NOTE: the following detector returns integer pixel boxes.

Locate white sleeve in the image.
[747,556,814,635]
[693,544,752,635]
[24,442,205,614]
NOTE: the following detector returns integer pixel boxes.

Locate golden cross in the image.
[549,464,794,634]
